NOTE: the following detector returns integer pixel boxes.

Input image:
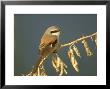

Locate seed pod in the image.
[71,55,79,72]
[56,55,61,68]
[63,61,67,68]
[82,39,93,56]
[95,35,97,46]
[37,67,40,76]
[59,62,63,76]
[64,68,67,75]
[70,48,74,55]
[52,54,67,75]
[67,50,71,59]
[91,36,94,41]
[38,65,47,76]
[72,45,81,58]
[91,35,97,47]
[68,48,79,72]
[52,59,59,72]
[67,47,74,58]
[41,71,47,76]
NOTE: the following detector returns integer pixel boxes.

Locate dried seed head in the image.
[52,54,67,76]
[52,59,59,72]
[70,54,79,72]
[67,47,74,59]
[64,68,67,75]
[91,36,94,41]
[95,35,97,46]
[56,55,61,68]
[73,45,81,58]
[59,62,64,76]
[37,67,40,76]
[82,39,93,56]
[67,50,71,59]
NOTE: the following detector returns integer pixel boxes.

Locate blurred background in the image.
[14,14,97,76]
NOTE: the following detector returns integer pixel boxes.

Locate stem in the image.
[61,32,97,48]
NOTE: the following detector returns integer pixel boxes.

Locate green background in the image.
[14,14,97,76]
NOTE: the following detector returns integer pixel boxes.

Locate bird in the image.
[31,25,61,75]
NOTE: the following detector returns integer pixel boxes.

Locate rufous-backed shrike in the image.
[31,25,61,74]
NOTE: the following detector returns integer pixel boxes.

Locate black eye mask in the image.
[51,30,60,33]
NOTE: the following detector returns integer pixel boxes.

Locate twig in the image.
[61,32,97,48]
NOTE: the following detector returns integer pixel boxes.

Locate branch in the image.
[61,32,97,48]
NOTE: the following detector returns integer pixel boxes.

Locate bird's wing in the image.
[39,34,57,50]
[38,34,58,59]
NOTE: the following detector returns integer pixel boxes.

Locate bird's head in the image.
[45,26,61,37]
